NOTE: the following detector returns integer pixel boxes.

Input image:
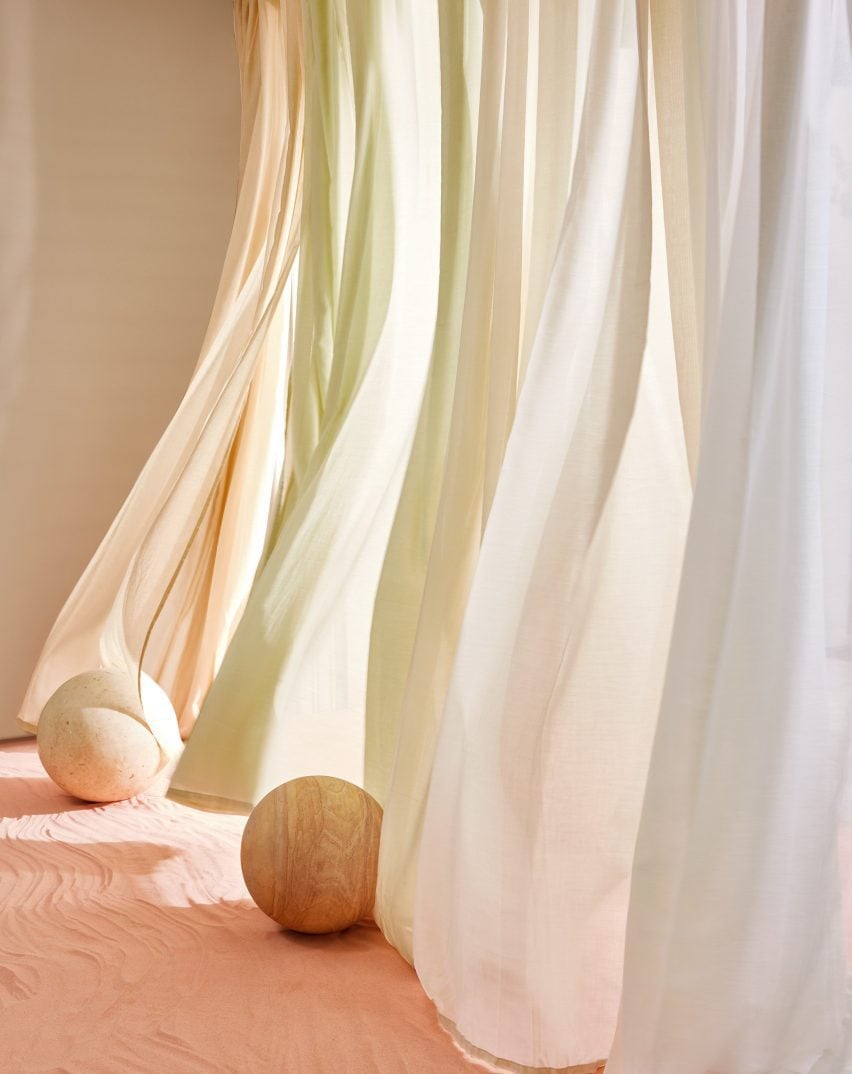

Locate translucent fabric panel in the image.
[412,2,691,1068]
[373,0,585,964]
[609,3,852,1072]
[282,0,355,510]
[168,0,443,811]
[363,0,482,813]
[16,0,304,760]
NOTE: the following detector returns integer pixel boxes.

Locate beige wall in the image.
[0,1,240,737]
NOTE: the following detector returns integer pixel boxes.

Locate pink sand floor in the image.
[0,740,481,1073]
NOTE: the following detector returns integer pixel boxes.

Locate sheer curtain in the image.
[609,2,852,1072]
[406,0,852,1070]
[372,0,581,962]
[410,2,690,1067]
[168,0,443,811]
[17,0,304,759]
[17,2,852,1072]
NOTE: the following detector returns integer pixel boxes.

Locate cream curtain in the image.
[17,0,304,760]
[18,2,852,1072]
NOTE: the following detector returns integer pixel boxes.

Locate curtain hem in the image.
[165,786,252,816]
[435,1012,606,1074]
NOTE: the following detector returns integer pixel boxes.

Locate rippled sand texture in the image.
[0,741,479,1073]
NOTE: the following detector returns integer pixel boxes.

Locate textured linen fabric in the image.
[13,3,852,1072]
[608,2,852,1072]
[373,0,583,964]
[411,2,690,1068]
[16,0,304,759]
[363,0,482,814]
[168,0,443,811]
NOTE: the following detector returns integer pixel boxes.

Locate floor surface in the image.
[0,740,480,1073]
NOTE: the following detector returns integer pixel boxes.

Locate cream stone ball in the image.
[37,669,173,803]
[241,776,383,934]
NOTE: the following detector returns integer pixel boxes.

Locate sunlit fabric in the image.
[17,0,304,761]
[609,3,852,1072]
[168,0,443,810]
[17,1,852,1071]
[412,3,691,1067]
[373,0,583,963]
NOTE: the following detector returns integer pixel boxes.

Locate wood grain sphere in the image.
[241,776,383,934]
[37,669,170,803]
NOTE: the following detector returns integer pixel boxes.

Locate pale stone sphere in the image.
[37,669,172,803]
[241,776,383,934]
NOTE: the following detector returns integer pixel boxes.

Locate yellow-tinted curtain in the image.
[17,0,304,760]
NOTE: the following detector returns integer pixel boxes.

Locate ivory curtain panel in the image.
[18,0,304,756]
[17,1,852,1072]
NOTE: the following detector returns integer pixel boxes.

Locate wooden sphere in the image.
[37,669,170,803]
[241,776,383,934]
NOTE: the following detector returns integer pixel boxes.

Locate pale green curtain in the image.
[410,4,692,1067]
[363,0,482,817]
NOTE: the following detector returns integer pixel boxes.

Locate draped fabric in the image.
[608,3,852,1072]
[372,0,581,962]
[16,0,304,759]
[17,1,852,1072]
[363,0,482,825]
[168,0,443,811]
[411,4,691,1067]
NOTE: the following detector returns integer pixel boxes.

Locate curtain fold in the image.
[17,0,304,759]
[363,0,482,815]
[648,0,704,482]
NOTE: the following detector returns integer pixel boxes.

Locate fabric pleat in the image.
[282,0,354,511]
[168,0,443,811]
[16,0,304,759]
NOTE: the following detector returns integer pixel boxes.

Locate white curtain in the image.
[609,2,852,1072]
[411,2,690,1067]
